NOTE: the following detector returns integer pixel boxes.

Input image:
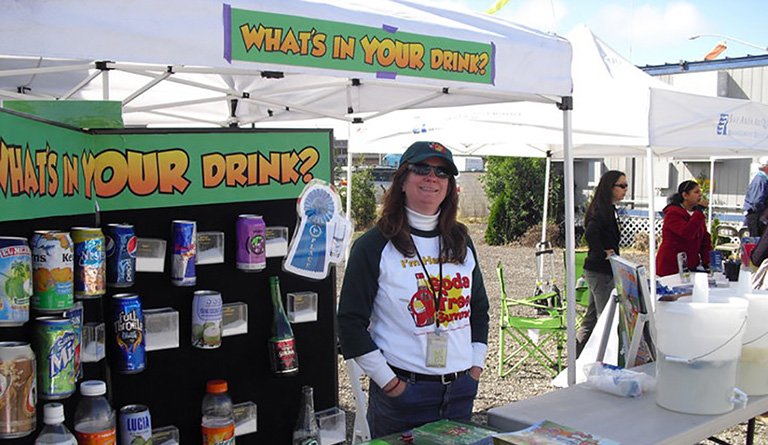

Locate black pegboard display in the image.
[0,199,339,444]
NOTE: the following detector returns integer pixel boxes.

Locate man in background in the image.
[744,156,768,238]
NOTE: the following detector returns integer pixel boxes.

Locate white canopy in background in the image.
[0,0,571,125]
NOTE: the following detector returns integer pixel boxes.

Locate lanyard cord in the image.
[410,234,443,329]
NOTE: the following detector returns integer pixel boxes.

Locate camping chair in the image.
[497,261,566,378]
[714,225,740,257]
[562,250,590,325]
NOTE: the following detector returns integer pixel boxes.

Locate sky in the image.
[437,0,768,67]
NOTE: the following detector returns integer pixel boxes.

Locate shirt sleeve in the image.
[467,238,490,346]
[353,350,397,389]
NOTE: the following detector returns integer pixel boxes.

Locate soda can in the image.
[0,237,31,326]
[65,302,83,381]
[192,290,222,349]
[0,342,36,438]
[112,293,146,374]
[31,230,74,312]
[33,317,76,400]
[236,214,267,272]
[119,404,152,445]
[71,227,106,298]
[171,220,196,286]
[105,224,137,288]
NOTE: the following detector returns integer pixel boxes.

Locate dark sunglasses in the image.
[613,183,628,189]
[408,163,452,179]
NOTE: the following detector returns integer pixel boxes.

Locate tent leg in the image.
[559,97,577,386]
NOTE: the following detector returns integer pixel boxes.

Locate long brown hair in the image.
[584,170,625,225]
[377,162,469,263]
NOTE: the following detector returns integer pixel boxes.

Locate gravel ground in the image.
[335,222,767,444]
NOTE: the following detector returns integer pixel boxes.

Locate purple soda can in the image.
[236,214,266,272]
[111,293,146,374]
[171,220,196,286]
[105,224,137,288]
[0,237,31,326]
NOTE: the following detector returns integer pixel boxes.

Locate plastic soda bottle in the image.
[202,379,235,445]
[35,403,77,445]
[292,386,320,445]
[73,380,116,445]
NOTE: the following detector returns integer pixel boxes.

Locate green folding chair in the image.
[574,250,590,312]
[497,261,566,378]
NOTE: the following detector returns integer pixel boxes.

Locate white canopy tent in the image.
[0,0,584,382]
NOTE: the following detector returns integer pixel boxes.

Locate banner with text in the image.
[0,110,332,222]
[227,6,495,84]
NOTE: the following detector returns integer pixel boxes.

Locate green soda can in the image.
[33,316,76,400]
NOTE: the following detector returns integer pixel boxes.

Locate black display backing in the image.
[0,199,339,444]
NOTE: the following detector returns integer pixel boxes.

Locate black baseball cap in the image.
[399,141,458,176]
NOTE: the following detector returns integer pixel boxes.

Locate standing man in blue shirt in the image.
[744,157,768,238]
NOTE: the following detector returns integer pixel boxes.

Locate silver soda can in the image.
[236,214,266,271]
[0,237,32,326]
[71,227,106,298]
[0,342,36,438]
[171,220,196,286]
[192,290,222,349]
[30,230,74,312]
[118,404,152,445]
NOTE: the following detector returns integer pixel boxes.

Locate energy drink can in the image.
[71,227,106,298]
[105,224,137,288]
[236,214,267,272]
[33,317,76,400]
[0,237,31,326]
[118,404,152,445]
[112,293,146,374]
[31,230,74,312]
[192,290,222,349]
[65,302,84,381]
[171,220,196,286]
[0,342,36,438]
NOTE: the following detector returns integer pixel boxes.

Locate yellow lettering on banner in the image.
[63,154,78,197]
[81,151,96,199]
[360,37,425,69]
[46,151,58,196]
[240,24,327,57]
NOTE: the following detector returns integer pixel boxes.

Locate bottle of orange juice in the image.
[202,380,235,445]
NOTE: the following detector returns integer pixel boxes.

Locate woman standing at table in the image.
[337,141,489,438]
[656,180,712,277]
[576,170,626,357]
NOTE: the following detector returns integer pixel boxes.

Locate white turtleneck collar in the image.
[406,207,439,231]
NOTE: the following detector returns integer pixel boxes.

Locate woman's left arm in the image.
[699,211,713,267]
[467,238,490,376]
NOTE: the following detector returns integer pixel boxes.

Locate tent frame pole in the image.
[559,97,577,386]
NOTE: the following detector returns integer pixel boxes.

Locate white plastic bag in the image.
[583,362,655,397]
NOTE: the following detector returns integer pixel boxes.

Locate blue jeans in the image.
[367,373,479,438]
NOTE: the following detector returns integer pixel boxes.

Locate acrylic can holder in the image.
[316,407,346,445]
[265,226,289,258]
[136,238,167,273]
[81,322,105,362]
[222,302,248,337]
[287,291,318,323]
[152,425,180,445]
[234,401,258,436]
[196,231,225,265]
[144,308,180,351]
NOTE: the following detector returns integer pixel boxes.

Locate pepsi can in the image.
[119,404,152,445]
[111,293,146,374]
[105,224,137,288]
[171,220,196,286]
[236,214,266,271]
[0,237,31,326]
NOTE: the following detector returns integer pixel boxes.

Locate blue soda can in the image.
[119,404,152,445]
[111,293,146,374]
[171,220,196,286]
[71,227,106,298]
[105,224,137,288]
[65,302,83,381]
[0,237,31,326]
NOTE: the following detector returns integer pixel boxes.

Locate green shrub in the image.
[339,168,377,230]
[482,157,563,245]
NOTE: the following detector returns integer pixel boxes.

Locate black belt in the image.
[390,365,469,385]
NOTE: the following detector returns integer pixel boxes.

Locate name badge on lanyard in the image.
[426,330,448,368]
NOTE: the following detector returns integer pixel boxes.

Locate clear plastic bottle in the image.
[35,403,77,445]
[73,380,116,445]
[202,379,235,445]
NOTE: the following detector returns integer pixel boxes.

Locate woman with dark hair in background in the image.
[575,170,626,357]
[337,141,489,438]
[656,180,712,277]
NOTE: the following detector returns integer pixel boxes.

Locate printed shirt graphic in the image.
[370,233,476,374]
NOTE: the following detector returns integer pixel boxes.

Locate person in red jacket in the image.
[656,180,712,277]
